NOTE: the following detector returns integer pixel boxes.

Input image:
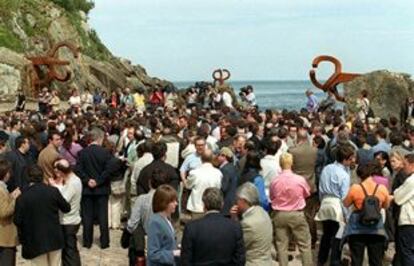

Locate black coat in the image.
[136,160,180,196]
[181,212,246,266]
[75,144,115,195]
[220,163,239,215]
[5,149,33,192]
[14,183,70,259]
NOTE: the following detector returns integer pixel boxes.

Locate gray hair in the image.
[89,127,105,142]
[236,182,259,206]
[202,187,223,211]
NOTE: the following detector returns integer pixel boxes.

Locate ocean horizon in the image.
[173,80,339,110]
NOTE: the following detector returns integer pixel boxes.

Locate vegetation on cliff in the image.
[0,0,110,61]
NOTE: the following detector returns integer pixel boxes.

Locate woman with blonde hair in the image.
[390,150,408,265]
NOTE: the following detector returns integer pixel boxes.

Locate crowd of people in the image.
[0,82,414,266]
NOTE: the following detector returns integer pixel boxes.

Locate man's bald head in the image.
[201,149,214,163]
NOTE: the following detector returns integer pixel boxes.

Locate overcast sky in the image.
[89,0,414,81]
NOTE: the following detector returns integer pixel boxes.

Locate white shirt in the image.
[260,155,281,197]
[394,173,414,225]
[68,96,81,107]
[58,173,82,225]
[246,92,256,106]
[186,163,222,213]
[130,153,154,195]
[222,91,233,108]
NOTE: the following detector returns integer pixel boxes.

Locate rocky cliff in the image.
[344,70,414,120]
[0,0,171,100]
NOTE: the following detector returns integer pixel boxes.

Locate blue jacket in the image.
[147,213,177,266]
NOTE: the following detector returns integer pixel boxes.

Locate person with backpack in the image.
[343,162,391,266]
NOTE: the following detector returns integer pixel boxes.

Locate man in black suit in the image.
[181,188,246,266]
[14,165,70,263]
[217,147,239,215]
[5,136,33,192]
[75,127,115,249]
[136,142,179,196]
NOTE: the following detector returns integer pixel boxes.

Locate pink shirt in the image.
[372,175,389,191]
[270,169,310,211]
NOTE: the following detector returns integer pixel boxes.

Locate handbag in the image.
[110,165,129,196]
[111,179,126,195]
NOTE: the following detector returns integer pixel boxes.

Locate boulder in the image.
[0,63,21,96]
[344,70,414,119]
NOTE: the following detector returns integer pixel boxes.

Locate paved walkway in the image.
[16,226,395,265]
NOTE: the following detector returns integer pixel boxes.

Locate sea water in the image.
[174,80,339,110]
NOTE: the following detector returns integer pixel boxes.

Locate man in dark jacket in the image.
[136,142,179,196]
[217,147,239,215]
[14,165,70,264]
[75,127,115,249]
[181,188,245,266]
[5,136,33,192]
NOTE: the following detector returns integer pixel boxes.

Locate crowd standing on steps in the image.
[0,82,413,266]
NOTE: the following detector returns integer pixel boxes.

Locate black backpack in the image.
[367,107,375,118]
[359,183,381,226]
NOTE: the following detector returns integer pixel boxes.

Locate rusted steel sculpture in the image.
[309,55,360,102]
[212,68,231,86]
[27,41,80,94]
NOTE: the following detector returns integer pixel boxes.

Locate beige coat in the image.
[289,142,318,193]
[241,205,273,266]
[38,144,60,181]
[0,185,18,247]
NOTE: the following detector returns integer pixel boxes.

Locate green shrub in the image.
[0,25,24,52]
[50,0,94,14]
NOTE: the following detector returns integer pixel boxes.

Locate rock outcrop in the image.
[0,0,171,100]
[344,70,414,119]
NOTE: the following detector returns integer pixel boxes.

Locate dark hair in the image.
[152,185,177,213]
[62,129,75,151]
[356,163,371,180]
[245,150,262,171]
[375,128,387,139]
[11,119,20,129]
[313,135,326,149]
[361,90,368,98]
[336,144,355,163]
[0,159,11,181]
[48,130,61,141]
[202,187,223,211]
[226,126,237,137]
[369,161,384,176]
[15,136,27,149]
[151,142,167,160]
[389,116,399,127]
[264,138,281,155]
[405,153,414,164]
[389,132,403,146]
[374,150,392,174]
[150,168,169,189]
[28,165,44,183]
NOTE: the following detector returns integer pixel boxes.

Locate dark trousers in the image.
[397,225,414,266]
[62,224,81,266]
[304,193,319,246]
[393,225,402,266]
[0,247,16,266]
[348,234,385,266]
[82,195,110,248]
[318,220,341,266]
